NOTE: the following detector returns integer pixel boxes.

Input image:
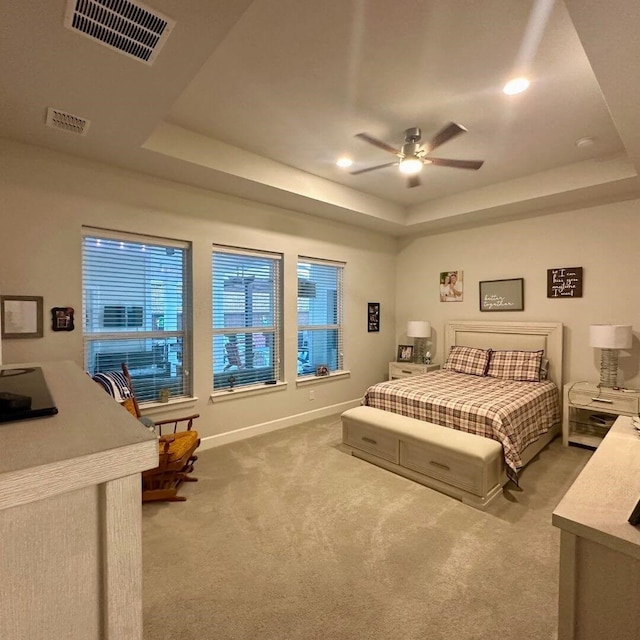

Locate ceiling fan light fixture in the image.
[353,122,484,186]
[503,77,530,95]
[399,157,423,175]
[336,157,353,168]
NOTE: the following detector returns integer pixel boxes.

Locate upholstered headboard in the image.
[444,320,563,389]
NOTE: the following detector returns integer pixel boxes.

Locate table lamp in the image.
[589,324,632,387]
[407,320,431,364]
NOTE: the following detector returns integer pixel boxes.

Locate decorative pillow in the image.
[443,346,492,376]
[486,350,544,382]
[539,357,550,380]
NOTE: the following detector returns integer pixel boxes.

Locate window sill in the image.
[210,381,287,403]
[140,396,199,415]
[296,370,350,387]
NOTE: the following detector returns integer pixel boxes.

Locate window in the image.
[82,229,191,403]
[212,246,282,391]
[297,257,344,376]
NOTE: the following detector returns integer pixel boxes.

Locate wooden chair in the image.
[93,365,201,503]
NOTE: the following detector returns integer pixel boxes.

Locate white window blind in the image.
[82,229,191,402]
[212,245,282,391]
[297,257,344,376]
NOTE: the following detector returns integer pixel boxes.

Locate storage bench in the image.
[341,406,505,509]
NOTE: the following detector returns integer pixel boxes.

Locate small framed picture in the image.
[51,307,75,332]
[397,344,413,362]
[1,295,44,339]
[439,270,464,302]
[367,302,380,332]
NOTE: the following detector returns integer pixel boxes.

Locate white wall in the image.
[4,137,636,445]
[0,140,397,441]
[396,203,640,389]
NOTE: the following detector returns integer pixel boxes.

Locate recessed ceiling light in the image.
[503,77,530,95]
[575,136,595,147]
[336,157,353,168]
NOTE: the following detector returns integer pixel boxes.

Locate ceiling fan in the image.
[351,122,484,188]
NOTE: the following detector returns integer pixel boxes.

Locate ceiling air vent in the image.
[46,108,91,136]
[64,0,175,65]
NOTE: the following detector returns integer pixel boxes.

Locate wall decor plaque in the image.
[479,278,524,312]
[1,295,44,338]
[367,302,380,332]
[547,267,583,298]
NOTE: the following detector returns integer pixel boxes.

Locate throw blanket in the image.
[92,371,132,402]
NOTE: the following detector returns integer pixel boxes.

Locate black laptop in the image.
[0,366,58,424]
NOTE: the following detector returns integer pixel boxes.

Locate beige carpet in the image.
[142,415,590,640]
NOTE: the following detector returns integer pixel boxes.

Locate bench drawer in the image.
[343,422,399,463]
[400,437,501,497]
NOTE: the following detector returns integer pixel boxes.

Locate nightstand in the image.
[563,382,640,448]
[389,362,440,381]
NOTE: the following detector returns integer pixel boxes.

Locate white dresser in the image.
[0,361,158,640]
[553,415,640,639]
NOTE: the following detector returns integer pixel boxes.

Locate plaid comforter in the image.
[363,370,560,475]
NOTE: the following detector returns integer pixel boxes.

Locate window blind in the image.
[212,245,282,391]
[82,229,191,402]
[297,257,344,376]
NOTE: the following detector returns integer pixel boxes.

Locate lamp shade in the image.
[589,324,632,349]
[407,320,431,338]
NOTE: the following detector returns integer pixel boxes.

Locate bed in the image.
[341,320,563,509]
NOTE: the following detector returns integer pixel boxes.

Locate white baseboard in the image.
[198,399,361,451]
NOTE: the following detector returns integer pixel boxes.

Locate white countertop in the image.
[552,415,640,559]
[0,361,158,511]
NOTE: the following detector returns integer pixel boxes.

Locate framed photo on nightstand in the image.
[397,345,413,362]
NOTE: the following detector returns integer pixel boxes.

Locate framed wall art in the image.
[51,307,75,332]
[1,295,44,339]
[479,278,524,312]
[367,302,380,332]
[439,270,464,302]
[547,267,583,298]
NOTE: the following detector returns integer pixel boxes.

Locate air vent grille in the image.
[64,0,175,65]
[46,108,91,136]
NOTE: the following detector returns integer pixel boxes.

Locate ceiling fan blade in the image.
[425,122,467,152]
[350,161,398,175]
[355,133,400,155]
[427,157,484,170]
[407,175,421,188]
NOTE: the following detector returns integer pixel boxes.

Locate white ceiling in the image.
[1,0,640,236]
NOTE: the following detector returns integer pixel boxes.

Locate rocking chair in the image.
[93,364,200,502]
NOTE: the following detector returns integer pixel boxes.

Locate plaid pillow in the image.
[486,350,544,382]
[443,346,491,376]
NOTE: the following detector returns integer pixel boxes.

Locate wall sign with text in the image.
[479,278,524,312]
[547,267,583,298]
